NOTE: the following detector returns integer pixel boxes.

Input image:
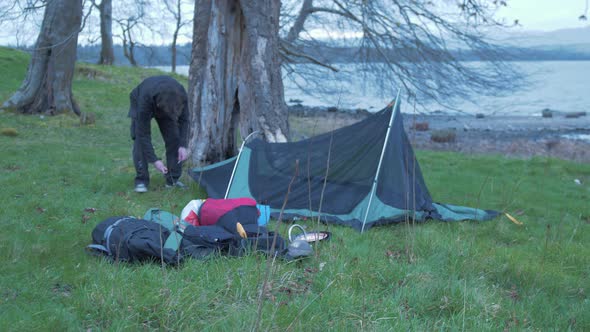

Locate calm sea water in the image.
[158,61,590,116]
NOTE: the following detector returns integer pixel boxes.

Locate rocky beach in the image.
[288,105,590,163]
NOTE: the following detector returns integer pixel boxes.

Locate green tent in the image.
[190,95,498,231]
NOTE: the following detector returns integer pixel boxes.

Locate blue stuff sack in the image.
[257,204,270,226]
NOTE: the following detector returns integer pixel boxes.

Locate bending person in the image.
[129,75,189,192]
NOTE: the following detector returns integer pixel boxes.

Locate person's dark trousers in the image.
[131,119,151,186]
[131,118,184,187]
[129,90,151,187]
[156,117,183,185]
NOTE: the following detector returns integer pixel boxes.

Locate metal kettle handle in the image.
[288,224,307,242]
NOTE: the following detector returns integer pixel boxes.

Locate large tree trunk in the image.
[188,0,289,166]
[2,0,82,115]
[98,0,114,65]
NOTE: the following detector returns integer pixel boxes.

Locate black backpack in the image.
[87,210,288,264]
[87,216,181,265]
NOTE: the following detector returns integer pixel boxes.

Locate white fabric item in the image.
[181,199,204,224]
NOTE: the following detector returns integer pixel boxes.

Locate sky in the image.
[0,1,588,46]
[497,0,588,31]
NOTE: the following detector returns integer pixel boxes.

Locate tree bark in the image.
[98,0,114,65]
[188,0,289,166]
[3,0,82,115]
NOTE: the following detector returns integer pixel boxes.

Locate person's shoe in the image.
[165,180,187,189]
[134,183,148,193]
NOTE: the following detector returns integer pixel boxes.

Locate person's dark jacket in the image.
[128,76,189,163]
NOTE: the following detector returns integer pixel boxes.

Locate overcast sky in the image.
[498,0,588,31]
[0,1,588,46]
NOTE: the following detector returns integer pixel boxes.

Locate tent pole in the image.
[224,131,259,199]
[361,89,402,233]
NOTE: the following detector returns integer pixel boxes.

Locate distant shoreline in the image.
[288,104,590,162]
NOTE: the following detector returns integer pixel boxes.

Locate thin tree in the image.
[188,0,288,165]
[163,0,192,73]
[113,0,150,67]
[3,0,83,115]
[90,0,115,65]
[115,14,143,66]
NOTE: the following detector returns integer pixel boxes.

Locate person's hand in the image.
[178,146,188,163]
[154,160,168,174]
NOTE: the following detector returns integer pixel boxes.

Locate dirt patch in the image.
[75,66,111,81]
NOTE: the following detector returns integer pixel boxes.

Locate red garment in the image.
[199,198,258,226]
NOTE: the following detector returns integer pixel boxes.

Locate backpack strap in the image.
[164,230,182,252]
[86,216,134,257]
[104,217,132,254]
[143,208,191,253]
[143,208,190,233]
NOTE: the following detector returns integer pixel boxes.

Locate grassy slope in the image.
[0,47,588,331]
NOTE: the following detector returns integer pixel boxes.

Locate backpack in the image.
[86,216,181,265]
[87,209,288,265]
[144,208,287,258]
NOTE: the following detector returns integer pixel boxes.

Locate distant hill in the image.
[71,26,590,66]
[492,25,590,60]
[76,44,193,67]
[499,26,590,47]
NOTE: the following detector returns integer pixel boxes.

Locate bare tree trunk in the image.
[170,0,181,73]
[3,0,82,115]
[171,27,179,73]
[285,0,313,43]
[164,0,191,74]
[123,38,138,66]
[117,18,140,67]
[188,0,289,166]
[98,0,114,65]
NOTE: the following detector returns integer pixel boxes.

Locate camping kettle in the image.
[287,224,314,258]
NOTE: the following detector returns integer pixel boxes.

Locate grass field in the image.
[0,46,589,331]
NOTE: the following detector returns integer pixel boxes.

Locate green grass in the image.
[1,46,589,331]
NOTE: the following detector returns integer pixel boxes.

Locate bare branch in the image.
[79,0,94,32]
[279,0,524,107]
[280,41,339,72]
[581,0,589,20]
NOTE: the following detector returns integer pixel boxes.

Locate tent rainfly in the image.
[190,95,498,231]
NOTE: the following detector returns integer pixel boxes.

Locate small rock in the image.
[475,113,485,119]
[288,98,303,104]
[564,112,586,119]
[430,129,456,143]
[327,106,338,112]
[542,109,553,118]
[545,140,559,150]
[80,112,96,125]
[411,122,429,131]
[1,128,18,137]
[355,108,370,116]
